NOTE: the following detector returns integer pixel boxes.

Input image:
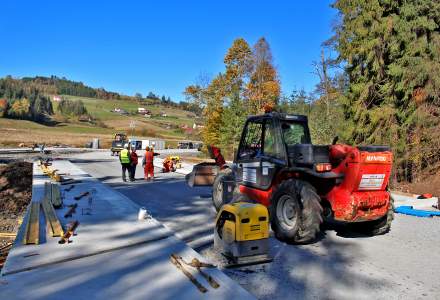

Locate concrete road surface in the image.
[69,151,440,300]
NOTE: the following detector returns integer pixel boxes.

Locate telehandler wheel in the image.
[212,168,234,212]
[270,179,323,244]
[351,195,394,235]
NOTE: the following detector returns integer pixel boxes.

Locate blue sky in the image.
[0,1,337,102]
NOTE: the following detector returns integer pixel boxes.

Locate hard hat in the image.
[124,143,129,149]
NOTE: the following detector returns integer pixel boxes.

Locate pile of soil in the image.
[0,161,32,269]
[0,161,33,215]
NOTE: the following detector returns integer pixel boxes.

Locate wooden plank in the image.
[41,197,64,237]
[51,183,63,208]
[0,232,16,238]
[22,202,40,245]
[44,182,52,201]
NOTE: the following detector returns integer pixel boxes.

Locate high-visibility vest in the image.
[120,149,130,164]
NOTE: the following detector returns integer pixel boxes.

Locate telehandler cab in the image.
[187,112,394,244]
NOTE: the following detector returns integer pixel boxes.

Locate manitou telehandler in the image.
[187,112,394,244]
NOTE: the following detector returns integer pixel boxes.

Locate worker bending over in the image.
[119,144,131,182]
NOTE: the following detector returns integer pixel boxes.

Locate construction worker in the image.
[142,146,155,181]
[119,144,131,182]
[162,156,176,173]
[129,147,138,182]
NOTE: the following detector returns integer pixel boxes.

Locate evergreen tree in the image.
[220,90,247,156]
[332,0,440,180]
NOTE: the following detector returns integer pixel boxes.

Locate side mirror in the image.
[332,136,339,145]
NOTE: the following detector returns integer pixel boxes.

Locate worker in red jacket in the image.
[142,146,155,181]
[129,147,138,182]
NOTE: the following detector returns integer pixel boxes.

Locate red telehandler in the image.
[187,112,394,243]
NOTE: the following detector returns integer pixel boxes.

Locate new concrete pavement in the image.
[63,151,440,299]
[1,159,254,300]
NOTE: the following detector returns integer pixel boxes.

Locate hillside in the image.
[0,76,202,148]
[0,95,201,148]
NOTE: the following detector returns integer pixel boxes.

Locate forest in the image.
[185,0,440,183]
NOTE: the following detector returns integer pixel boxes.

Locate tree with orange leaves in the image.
[246,38,280,114]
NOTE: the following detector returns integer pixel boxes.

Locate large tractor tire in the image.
[351,195,394,235]
[212,168,234,212]
[270,179,323,244]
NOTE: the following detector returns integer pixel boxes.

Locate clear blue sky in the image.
[0,1,337,102]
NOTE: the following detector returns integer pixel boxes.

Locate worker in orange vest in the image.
[142,146,155,181]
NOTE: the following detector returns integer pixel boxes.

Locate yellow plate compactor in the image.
[214,202,272,267]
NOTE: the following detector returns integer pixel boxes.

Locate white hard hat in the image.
[124,143,129,149]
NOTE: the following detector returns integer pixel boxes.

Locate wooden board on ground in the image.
[41,197,64,237]
[22,202,40,245]
[51,183,63,208]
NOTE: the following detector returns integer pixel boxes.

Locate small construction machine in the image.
[187,112,394,244]
[214,202,271,267]
[110,133,128,156]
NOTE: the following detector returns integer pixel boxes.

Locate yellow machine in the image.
[214,202,272,267]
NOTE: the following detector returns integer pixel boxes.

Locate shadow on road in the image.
[72,158,393,299]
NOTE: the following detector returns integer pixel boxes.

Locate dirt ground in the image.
[394,167,440,197]
[0,161,33,270]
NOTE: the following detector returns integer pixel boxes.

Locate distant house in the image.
[138,107,151,115]
[112,108,128,115]
[53,95,62,102]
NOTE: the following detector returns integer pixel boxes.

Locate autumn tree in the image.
[9,98,30,118]
[246,37,280,114]
[221,38,253,153]
[202,74,227,147]
[185,37,280,156]
[0,98,8,117]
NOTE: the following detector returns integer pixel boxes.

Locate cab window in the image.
[282,122,308,145]
[263,119,282,158]
[238,121,263,160]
